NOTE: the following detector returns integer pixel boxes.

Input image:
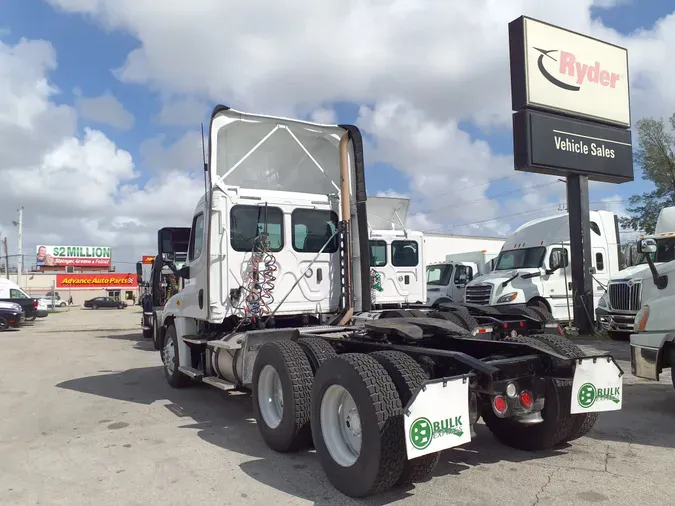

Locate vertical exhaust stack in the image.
[337,132,354,325]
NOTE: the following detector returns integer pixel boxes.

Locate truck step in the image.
[202,377,235,392]
[178,366,203,380]
[183,338,208,345]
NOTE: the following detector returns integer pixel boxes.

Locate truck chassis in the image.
[159,304,622,498]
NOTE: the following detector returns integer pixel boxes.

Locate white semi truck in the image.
[629,237,675,387]
[597,207,675,340]
[464,210,621,324]
[426,250,499,307]
[152,105,622,498]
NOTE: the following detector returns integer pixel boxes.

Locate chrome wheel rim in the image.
[257,365,284,429]
[320,384,362,467]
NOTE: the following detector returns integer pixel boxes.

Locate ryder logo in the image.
[533,47,621,92]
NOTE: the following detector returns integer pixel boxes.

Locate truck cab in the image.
[629,237,675,385]
[366,196,425,307]
[597,206,675,339]
[464,210,620,321]
[426,251,497,307]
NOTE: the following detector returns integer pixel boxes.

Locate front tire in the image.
[162,325,190,388]
[311,353,406,498]
[0,316,9,331]
[251,340,314,453]
[91,304,98,310]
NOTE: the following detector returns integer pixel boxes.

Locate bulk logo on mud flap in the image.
[577,383,621,409]
[409,416,464,451]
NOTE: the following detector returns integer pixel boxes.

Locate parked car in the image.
[83,297,127,309]
[0,305,25,331]
[40,297,67,308]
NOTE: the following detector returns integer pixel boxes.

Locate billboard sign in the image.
[36,245,111,267]
[56,273,138,288]
[509,16,630,127]
[513,109,633,183]
[141,256,155,264]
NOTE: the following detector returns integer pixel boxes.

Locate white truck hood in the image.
[610,264,652,282]
[468,268,540,285]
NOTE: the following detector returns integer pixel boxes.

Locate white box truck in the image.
[426,250,498,307]
[423,233,505,265]
[150,105,622,498]
[464,210,620,323]
[597,206,675,340]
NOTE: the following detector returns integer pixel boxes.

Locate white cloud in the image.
[310,107,337,125]
[155,96,208,126]
[74,89,135,130]
[0,37,203,269]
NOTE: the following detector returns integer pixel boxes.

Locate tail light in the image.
[33,300,38,310]
[520,391,534,409]
[492,395,508,416]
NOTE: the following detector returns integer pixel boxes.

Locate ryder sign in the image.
[509,16,630,127]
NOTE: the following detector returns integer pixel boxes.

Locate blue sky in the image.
[1,0,674,266]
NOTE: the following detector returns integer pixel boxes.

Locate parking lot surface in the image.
[1,308,674,505]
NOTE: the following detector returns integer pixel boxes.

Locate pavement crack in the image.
[604,444,610,473]
[532,470,554,506]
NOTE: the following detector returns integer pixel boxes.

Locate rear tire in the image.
[311,353,406,497]
[0,316,9,331]
[482,335,575,451]
[297,337,337,375]
[92,304,98,310]
[252,340,314,453]
[370,351,440,485]
[528,334,598,442]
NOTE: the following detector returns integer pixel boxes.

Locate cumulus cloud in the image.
[155,96,209,126]
[0,37,203,270]
[74,89,135,130]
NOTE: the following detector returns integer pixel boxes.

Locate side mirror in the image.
[457,274,467,285]
[549,252,562,272]
[638,238,657,254]
[177,265,191,279]
[135,262,143,284]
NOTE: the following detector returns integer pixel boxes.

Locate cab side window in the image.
[9,289,27,299]
[549,248,569,269]
[392,240,419,267]
[454,265,473,284]
[189,213,205,261]
[369,240,387,267]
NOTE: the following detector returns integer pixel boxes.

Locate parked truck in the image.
[463,210,620,325]
[629,237,675,387]
[151,105,623,498]
[597,206,675,340]
[367,196,425,308]
[423,232,505,265]
[0,278,46,321]
[426,250,498,307]
[138,227,190,349]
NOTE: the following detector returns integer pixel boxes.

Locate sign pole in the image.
[567,175,594,334]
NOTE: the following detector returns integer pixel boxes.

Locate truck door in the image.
[390,239,421,301]
[452,264,474,303]
[179,205,209,320]
[545,246,571,321]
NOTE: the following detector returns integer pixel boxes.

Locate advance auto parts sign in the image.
[509,16,630,127]
[56,274,138,289]
[404,376,471,459]
[571,357,623,414]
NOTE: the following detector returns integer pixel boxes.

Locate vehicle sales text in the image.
[554,136,615,158]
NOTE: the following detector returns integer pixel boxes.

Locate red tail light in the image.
[492,395,508,416]
[519,321,525,327]
[520,391,534,409]
[33,300,38,310]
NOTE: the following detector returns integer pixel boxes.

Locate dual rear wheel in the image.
[251,340,441,498]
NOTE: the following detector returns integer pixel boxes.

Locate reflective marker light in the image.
[506,382,517,398]
[520,391,534,409]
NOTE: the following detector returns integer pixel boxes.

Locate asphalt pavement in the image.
[0,308,674,505]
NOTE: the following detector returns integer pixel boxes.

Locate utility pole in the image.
[2,237,8,279]
[17,207,23,278]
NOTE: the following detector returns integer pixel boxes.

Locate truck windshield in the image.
[637,237,675,264]
[494,247,546,270]
[426,264,453,286]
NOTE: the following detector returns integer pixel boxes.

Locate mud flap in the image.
[403,375,472,460]
[571,356,623,414]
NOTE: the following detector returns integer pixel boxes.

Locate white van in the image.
[464,210,620,322]
[0,278,46,320]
